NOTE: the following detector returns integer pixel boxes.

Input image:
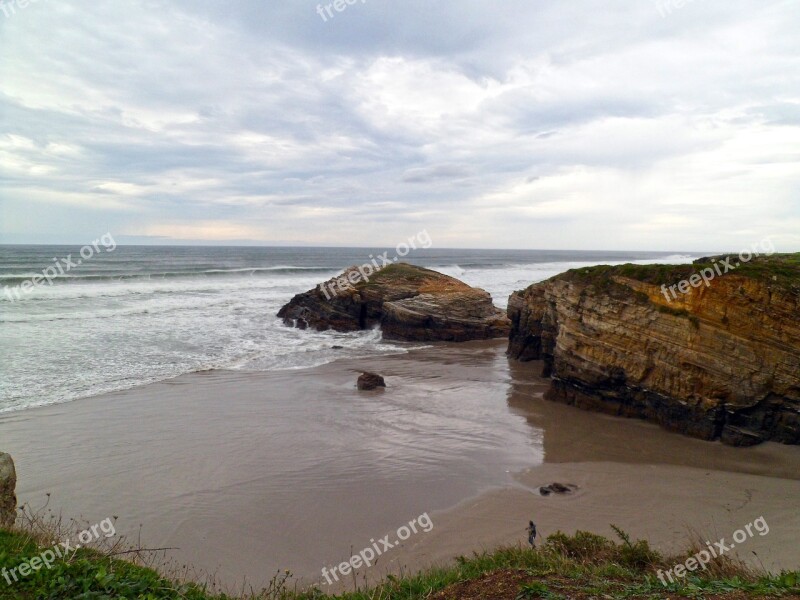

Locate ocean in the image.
[0,246,693,414]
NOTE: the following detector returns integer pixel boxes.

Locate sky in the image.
[0,0,798,251]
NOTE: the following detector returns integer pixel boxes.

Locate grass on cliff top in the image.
[2,515,799,600]
[353,263,463,291]
[357,262,430,283]
[720,252,800,284]
[559,252,800,296]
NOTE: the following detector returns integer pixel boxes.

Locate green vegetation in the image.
[355,262,437,287]
[724,252,800,288]
[655,304,690,317]
[563,265,651,301]
[558,253,800,301]
[1,521,798,600]
[565,263,696,289]
[0,528,230,600]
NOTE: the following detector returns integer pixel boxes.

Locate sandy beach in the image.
[1,339,798,592]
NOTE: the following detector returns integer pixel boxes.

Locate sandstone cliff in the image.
[507,254,800,446]
[278,263,510,342]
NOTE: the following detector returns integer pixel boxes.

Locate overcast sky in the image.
[1,0,798,250]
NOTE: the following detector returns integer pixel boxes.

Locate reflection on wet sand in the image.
[506,356,800,479]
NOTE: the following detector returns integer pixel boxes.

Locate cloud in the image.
[402,165,472,183]
[0,0,798,250]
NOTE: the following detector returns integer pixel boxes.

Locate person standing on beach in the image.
[527,521,537,547]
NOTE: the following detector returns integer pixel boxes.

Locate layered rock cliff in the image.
[507,254,800,446]
[278,263,510,342]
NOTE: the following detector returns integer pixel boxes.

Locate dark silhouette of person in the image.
[527,521,537,547]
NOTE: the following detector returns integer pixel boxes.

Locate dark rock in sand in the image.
[720,425,766,447]
[0,452,17,528]
[357,372,386,391]
[539,482,577,496]
[278,263,510,342]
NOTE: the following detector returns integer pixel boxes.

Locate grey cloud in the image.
[402,165,472,183]
[0,0,798,249]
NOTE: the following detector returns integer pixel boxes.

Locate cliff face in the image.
[278,263,510,342]
[507,255,800,446]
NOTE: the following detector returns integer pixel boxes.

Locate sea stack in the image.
[278,263,510,342]
[507,254,800,446]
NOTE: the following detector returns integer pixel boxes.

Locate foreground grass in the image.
[1,524,798,599]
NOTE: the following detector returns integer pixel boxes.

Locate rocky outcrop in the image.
[0,452,17,528]
[279,263,510,342]
[507,255,800,446]
[357,372,386,390]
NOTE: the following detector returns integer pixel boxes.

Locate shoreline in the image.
[1,339,798,591]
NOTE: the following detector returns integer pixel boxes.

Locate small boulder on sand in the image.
[357,372,386,391]
[539,482,577,496]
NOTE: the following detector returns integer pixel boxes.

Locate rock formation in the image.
[357,372,386,390]
[0,452,17,528]
[507,254,800,446]
[279,263,510,342]
[539,483,578,496]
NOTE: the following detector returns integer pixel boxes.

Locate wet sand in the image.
[378,463,800,591]
[1,339,798,592]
